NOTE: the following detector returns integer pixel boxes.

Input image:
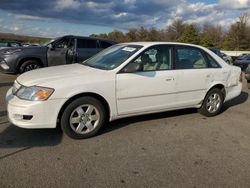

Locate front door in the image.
[47,37,75,66]
[116,45,177,115]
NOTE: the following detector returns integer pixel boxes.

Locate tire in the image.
[61,96,106,139]
[198,88,224,117]
[19,60,41,73]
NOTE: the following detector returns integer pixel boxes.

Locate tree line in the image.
[91,13,250,51]
[0,32,49,44]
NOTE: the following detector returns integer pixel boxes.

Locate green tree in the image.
[107,30,125,42]
[178,24,200,44]
[166,19,186,41]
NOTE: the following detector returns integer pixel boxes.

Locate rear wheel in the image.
[61,96,106,139]
[19,60,41,73]
[198,88,223,117]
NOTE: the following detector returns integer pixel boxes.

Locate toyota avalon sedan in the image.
[6,42,242,139]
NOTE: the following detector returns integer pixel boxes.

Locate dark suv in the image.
[0,35,116,73]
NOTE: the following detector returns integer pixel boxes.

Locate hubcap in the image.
[69,104,100,134]
[206,93,221,113]
[24,64,40,72]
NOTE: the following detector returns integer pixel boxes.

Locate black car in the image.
[233,54,250,71]
[208,48,223,58]
[245,65,250,89]
[0,35,116,73]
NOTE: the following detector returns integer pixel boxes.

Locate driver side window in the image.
[127,45,172,72]
[55,38,72,49]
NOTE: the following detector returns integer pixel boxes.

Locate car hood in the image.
[16,64,105,87]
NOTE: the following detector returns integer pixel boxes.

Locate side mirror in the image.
[122,63,143,73]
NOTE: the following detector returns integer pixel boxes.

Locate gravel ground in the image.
[0,72,250,188]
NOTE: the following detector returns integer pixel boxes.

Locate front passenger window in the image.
[128,45,172,72]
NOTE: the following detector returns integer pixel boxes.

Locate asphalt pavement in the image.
[0,72,250,187]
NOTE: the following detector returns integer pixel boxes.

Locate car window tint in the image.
[99,41,112,48]
[77,39,97,48]
[176,47,207,69]
[129,45,172,71]
[10,43,20,47]
[55,38,71,48]
[0,42,8,47]
[206,54,220,68]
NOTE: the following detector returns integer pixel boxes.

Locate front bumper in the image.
[6,88,66,129]
[0,58,10,72]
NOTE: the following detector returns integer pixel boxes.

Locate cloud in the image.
[0,0,249,34]
[15,14,49,21]
[0,0,178,29]
[169,2,225,26]
[55,0,81,10]
[219,0,250,9]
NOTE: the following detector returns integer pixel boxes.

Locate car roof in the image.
[63,35,117,44]
[120,41,208,49]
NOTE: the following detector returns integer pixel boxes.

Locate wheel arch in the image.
[57,92,111,127]
[206,83,226,101]
[17,57,44,72]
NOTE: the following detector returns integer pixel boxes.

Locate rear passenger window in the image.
[77,39,97,48]
[99,41,112,48]
[175,47,207,69]
[206,54,220,68]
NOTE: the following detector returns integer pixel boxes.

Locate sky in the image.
[0,0,249,38]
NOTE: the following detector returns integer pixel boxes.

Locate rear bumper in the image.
[225,83,242,102]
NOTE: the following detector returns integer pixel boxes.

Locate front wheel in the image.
[61,96,106,139]
[19,60,41,73]
[198,88,224,117]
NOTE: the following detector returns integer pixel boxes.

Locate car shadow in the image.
[101,108,197,135]
[222,91,249,112]
[0,111,7,117]
[102,91,249,135]
[0,82,13,88]
[0,124,62,159]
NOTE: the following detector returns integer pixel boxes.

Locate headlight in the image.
[3,49,22,55]
[16,86,54,101]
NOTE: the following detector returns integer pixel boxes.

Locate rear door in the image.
[75,38,101,62]
[174,45,221,107]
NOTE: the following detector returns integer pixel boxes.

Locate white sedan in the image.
[6,42,242,139]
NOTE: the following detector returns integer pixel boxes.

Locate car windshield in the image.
[82,44,142,70]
